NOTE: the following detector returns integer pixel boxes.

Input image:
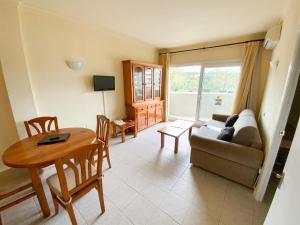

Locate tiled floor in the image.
[1,122,273,225]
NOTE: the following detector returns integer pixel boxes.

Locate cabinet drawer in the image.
[155,102,163,107]
[136,107,147,114]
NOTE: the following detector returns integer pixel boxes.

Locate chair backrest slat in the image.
[24,116,59,137]
[64,159,80,186]
[96,115,110,146]
[54,143,103,202]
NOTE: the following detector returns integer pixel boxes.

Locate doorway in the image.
[269,72,300,184]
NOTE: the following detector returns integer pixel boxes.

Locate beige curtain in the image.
[159,53,170,121]
[232,41,261,115]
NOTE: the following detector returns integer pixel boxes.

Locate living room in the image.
[0,0,300,225]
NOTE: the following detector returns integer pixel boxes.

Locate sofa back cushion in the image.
[231,109,263,149]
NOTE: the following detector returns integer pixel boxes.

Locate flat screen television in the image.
[93,75,115,91]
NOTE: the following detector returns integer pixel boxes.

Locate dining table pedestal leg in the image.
[28,167,50,218]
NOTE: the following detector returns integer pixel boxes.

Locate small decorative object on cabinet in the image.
[123,60,164,132]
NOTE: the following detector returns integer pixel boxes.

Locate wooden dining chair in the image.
[0,168,37,225]
[46,143,105,225]
[24,116,59,137]
[96,115,111,168]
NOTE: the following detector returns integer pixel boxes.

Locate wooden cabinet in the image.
[123,60,164,131]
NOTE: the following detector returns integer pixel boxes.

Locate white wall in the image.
[0,0,38,138]
[0,62,19,171]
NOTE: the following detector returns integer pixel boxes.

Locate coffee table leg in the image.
[174,137,179,154]
[161,133,164,148]
[28,167,50,218]
[189,127,192,139]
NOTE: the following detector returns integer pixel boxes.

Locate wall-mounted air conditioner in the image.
[263,22,282,50]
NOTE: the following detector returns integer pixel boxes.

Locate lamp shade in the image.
[66,60,84,70]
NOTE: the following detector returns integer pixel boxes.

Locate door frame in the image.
[195,62,241,121]
[254,24,300,201]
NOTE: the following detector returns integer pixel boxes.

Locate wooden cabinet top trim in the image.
[122,60,163,68]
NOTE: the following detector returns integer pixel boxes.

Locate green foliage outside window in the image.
[170,66,240,93]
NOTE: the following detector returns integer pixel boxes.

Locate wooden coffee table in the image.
[157,120,194,154]
[112,120,137,143]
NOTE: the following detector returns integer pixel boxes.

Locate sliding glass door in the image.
[169,64,240,121]
[169,66,201,121]
[196,65,241,121]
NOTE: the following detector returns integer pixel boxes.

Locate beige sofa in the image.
[190,109,264,188]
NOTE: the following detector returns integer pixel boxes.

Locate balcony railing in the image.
[169,92,235,121]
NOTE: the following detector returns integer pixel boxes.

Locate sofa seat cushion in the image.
[206,119,225,129]
[192,126,220,140]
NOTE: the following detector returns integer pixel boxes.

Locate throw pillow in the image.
[217,127,235,142]
[225,114,239,127]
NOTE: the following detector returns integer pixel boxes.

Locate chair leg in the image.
[105,148,112,168]
[96,179,105,214]
[65,203,78,225]
[50,190,59,215]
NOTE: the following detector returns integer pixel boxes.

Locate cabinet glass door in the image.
[133,66,144,102]
[145,67,153,100]
[154,68,162,99]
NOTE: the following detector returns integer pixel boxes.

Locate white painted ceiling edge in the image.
[20,0,285,48]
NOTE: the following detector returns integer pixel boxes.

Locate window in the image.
[169,64,241,121]
[169,66,201,121]
[170,66,201,93]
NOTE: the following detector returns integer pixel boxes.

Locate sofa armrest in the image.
[190,134,264,169]
[212,114,230,122]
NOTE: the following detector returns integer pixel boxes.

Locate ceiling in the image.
[20,0,285,48]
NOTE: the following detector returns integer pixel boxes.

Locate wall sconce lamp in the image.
[66,60,84,71]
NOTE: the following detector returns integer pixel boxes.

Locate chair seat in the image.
[47,161,97,196]
[0,168,32,195]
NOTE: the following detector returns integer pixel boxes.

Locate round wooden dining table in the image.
[2,127,96,218]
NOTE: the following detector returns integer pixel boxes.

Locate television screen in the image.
[93,75,115,91]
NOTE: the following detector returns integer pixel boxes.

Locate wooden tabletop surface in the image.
[2,128,96,168]
[157,120,194,138]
